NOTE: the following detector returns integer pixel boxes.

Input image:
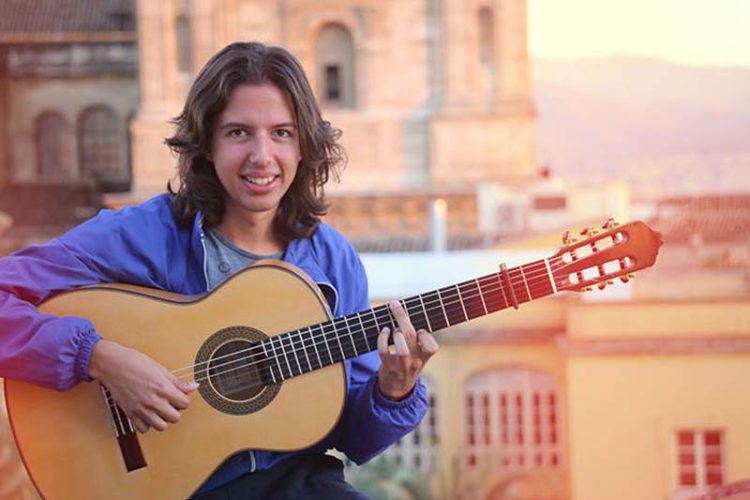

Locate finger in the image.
[389,300,415,335]
[392,328,410,356]
[377,327,391,357]
[417,330,440,357]
[155,402,182,424]
[161,375,194,409]
[131,416,150,434]
[141,410,168,432]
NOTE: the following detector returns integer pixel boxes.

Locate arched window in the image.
[385,377,439,472]
[34,111,71,180]
[78,106,123,190]
[315,23,356,108]
[175,0,192,74]
[478,5,495,66]
[464,367,560,470]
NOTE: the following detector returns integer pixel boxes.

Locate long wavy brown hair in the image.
[165,41,346,242]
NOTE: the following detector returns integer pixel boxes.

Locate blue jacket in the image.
[0,194,427,492]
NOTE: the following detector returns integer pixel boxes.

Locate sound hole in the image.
[196,326,281,416]
[209,340,263,402]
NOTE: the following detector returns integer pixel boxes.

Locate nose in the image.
[248,133,271,166]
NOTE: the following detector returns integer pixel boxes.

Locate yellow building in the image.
[359,196,750,500]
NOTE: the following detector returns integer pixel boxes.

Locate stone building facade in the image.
[0,0,139,192]
[130,0,537,196]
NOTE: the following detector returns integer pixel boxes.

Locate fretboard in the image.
[261,259,558,383]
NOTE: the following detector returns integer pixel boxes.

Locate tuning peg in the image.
[580,227,600,237]
[602,218,620,229]
[620,275,629,283]
[580,286,593,292]
[597,280,614,290]
[562,231,580,245]
[628,273,636,279]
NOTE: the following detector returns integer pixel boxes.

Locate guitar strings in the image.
[169,256,568,379]
[172,256,575,381]
[176,259,577,386]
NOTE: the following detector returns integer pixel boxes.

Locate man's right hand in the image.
[88,339,200,433]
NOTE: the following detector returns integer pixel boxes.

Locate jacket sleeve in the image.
[0,199,178,391]
[332,248,428,464]
[0,237,105,390]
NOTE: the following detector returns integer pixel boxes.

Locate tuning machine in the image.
[597,280,614,290]
[580,227,600,237]
[602,218,620,230]
[620,273,636,283]
[562,231,580,245]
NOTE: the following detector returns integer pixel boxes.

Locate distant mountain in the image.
[532,55,750,198]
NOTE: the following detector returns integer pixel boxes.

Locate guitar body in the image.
[5,262,346,499]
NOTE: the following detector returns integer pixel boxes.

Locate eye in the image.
[273,128,294,139]
[227,128,247,138]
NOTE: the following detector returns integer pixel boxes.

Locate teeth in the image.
[244,175,275,185]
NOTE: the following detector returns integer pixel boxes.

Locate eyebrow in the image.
[216,121,297,130]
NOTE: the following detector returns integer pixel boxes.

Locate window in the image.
[78,106,123,190]
[385,377,439,472]
[315,24,356,108]
[676,430,724,491]
[478,6,495,66]
[465,368,560,469]
[35,111,72,180]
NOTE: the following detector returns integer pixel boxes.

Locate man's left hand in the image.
[377,300,440,401]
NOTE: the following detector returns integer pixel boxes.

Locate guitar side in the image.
[5,262,347,499]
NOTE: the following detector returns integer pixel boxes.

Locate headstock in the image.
[551,219,663,292]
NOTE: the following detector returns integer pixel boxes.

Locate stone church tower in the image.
[131,0,536,195]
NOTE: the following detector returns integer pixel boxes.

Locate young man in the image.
[0,42,438,498]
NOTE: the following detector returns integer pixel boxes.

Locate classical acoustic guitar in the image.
[5,220,662,499]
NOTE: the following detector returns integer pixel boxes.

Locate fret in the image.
[356,312,371,351]
[296,330,312,372]
[331,321,347,362]
[438,286,463,325]
[455,285,469,323]
[261,341,278,384]
[318,324,334,366]
[436,290,451,328]
[544,258,558,294]
[459,281,485,319]
[372,307,382,334]
[418,295,433,332]
[274,336,292,380]
[474,278,489,315]
[308,326,323,368]
[342,316,359,357]
[518,265,532,302]
[281,334,301,376]
[423,290,448,330]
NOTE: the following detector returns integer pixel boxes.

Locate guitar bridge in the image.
[101,385,147,472]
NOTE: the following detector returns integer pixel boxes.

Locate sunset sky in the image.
[528,0,750,68]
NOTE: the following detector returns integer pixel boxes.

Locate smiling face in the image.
[211,82,302,236]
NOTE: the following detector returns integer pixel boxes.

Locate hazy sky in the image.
[528,0,750,67]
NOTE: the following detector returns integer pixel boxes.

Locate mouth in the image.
[241,174,279,186]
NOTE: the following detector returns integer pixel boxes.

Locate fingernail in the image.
[186,381,200,390]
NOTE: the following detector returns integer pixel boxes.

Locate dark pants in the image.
[191,455,372,500]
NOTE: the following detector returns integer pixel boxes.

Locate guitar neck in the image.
[262,258,558,382]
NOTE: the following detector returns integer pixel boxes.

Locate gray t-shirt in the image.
[203,228,283,291]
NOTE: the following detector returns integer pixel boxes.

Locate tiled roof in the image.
[351,234,488,254]
[650,194,750,244]
[0,0,135,34]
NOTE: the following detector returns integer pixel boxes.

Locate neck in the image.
[217,211,283,255]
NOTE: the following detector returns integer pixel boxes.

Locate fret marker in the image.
[544,258,558,294]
